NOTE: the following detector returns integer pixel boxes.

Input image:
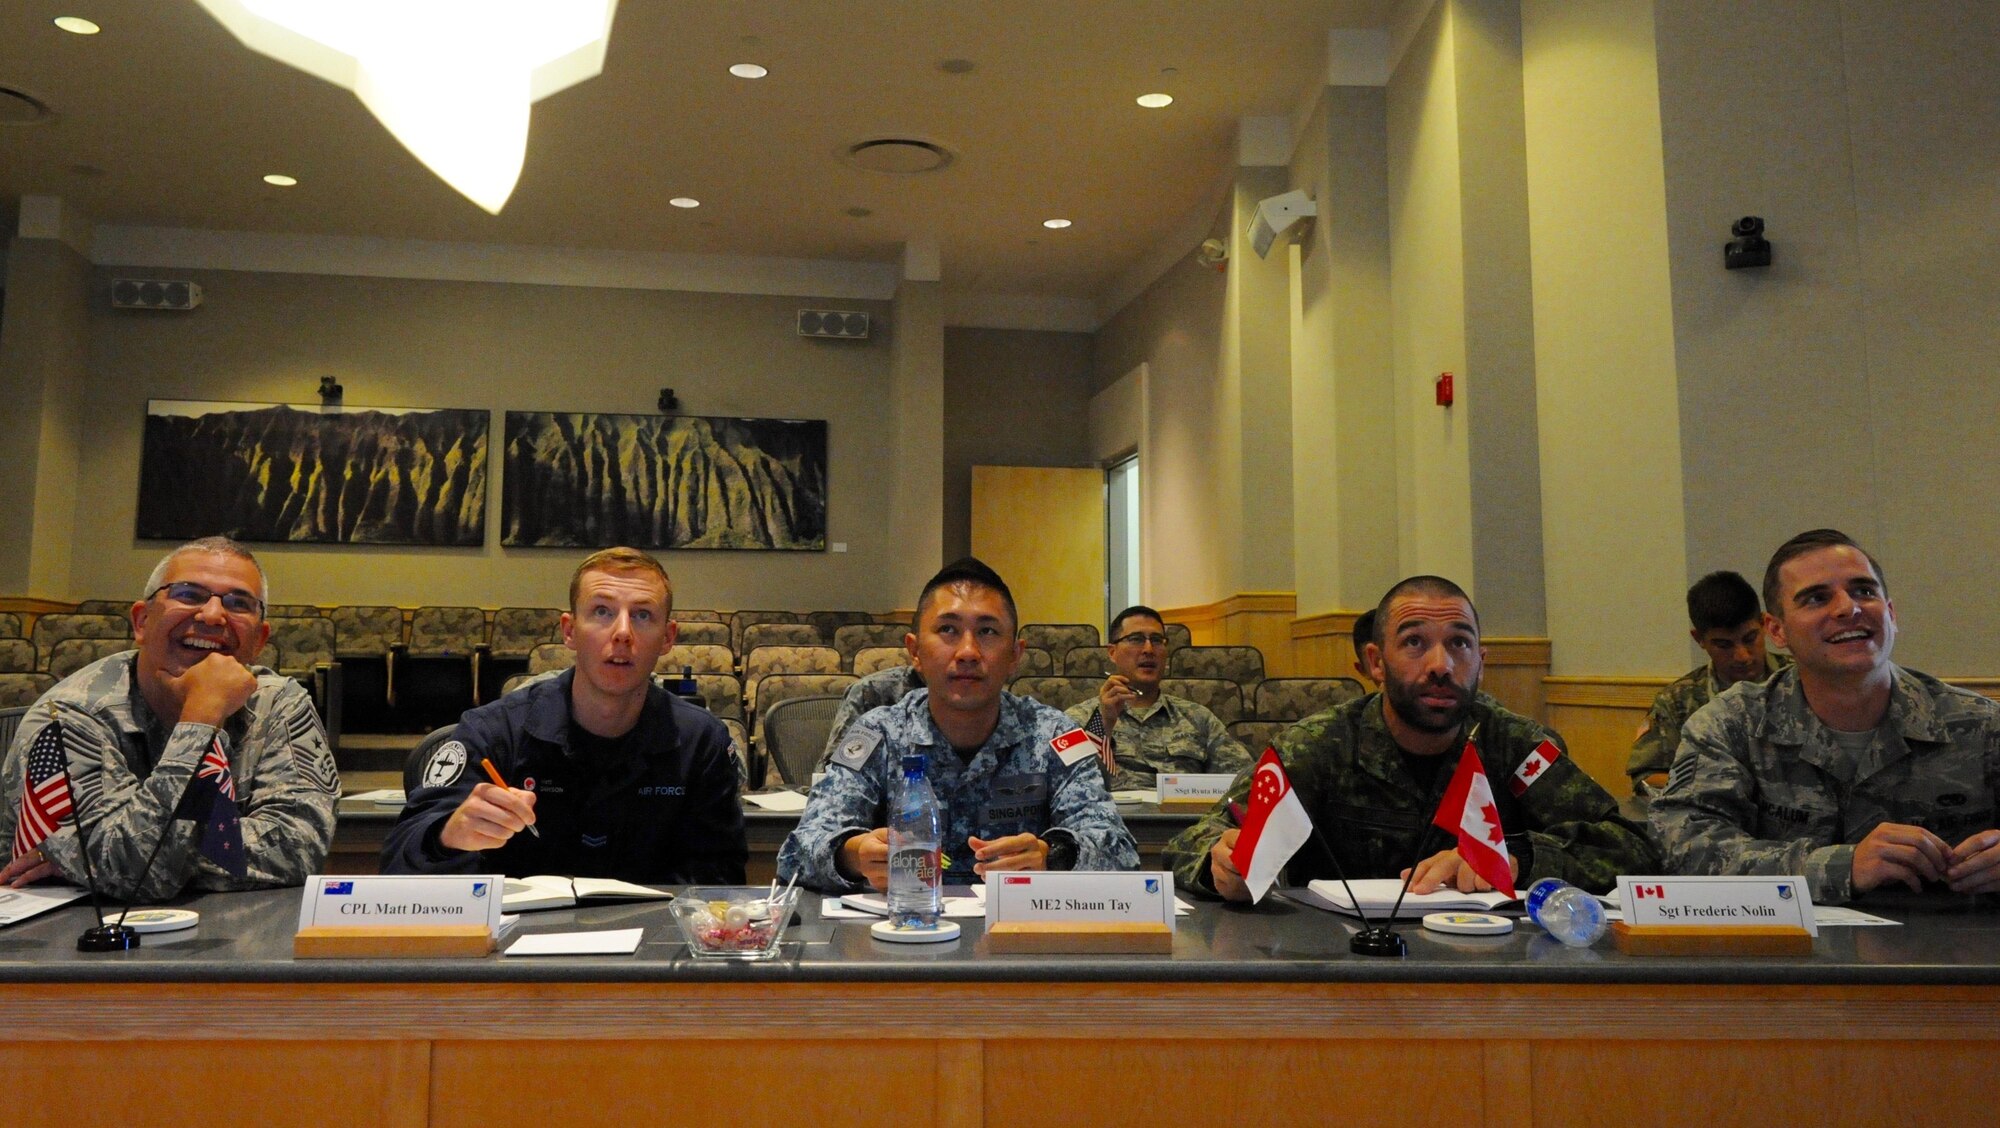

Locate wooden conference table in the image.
[2,885,1996,1128]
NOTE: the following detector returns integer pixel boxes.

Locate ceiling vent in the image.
[798,309,871,339]
[111,279,204,311]
[841,138,953,175]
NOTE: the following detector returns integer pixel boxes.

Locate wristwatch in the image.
[1042,832,1079,871]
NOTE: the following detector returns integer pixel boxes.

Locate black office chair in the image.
[0,705,27,754]
[401,723,463,794]
[760,694,844,786]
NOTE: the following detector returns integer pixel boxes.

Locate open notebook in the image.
[502,875,674,912]
[1300,878,1515,918]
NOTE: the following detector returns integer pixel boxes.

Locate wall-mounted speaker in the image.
[110,279,204,310]
[797,309,870,339]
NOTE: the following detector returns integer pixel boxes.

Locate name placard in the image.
[986,871,1176,930]
[1155,773,1235,806]
[1617,875,1817,936]
[297,874,505,933]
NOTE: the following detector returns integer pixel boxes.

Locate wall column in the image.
[887,239,945,601]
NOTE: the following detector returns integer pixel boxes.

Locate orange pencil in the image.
[479,757,541,838]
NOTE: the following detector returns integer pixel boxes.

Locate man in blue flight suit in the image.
[382,547,746,883]
[778,558,1137,891]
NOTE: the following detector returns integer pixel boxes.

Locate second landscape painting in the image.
[502,412,827,551]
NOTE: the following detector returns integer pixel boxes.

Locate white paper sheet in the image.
[0,884,88,927]
[743,790,811,812]
[502,927,645,956]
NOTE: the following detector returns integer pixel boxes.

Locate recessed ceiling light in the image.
[1136,93,1173,108]
[1043,218,1072,229]
[729,63,767,79]
[670,197,700,208]
[54,16,100,35]
[263,173,298,187]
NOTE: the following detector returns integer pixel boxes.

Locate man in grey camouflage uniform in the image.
[1065,605,1250,790]
[1627,570,1790,793]
[1167,576,1652,899]
[814,663,925,774]
[779,558,1137,891]
[0,538,338,899]
[1653,529,2000,904]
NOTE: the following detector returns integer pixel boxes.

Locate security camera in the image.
[1247,190,1316,258]
[1724,215,1772,270]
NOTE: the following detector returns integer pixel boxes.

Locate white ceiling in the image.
[0,1,1389,308]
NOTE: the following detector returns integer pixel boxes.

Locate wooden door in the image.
[970,466,1104,628]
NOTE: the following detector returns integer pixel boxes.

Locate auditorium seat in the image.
[47,637,133,680]
[675,609,725,623]
[0,673,55,709]
[1017,646,1055,677]
[851,646,909,677]
[266,604,324,618]
[742,622,823,653]
[1252,677,1365,722]
[0,638,35,673]
[1164,623,1193,650]
[743,646,842,712]
[806,610,876,644]
[1060,646,1116,678]
[1019,624,1099,659]
[1168,646,1266,691]
[729,610,805,656]
[673,620,732,648]
[1006,676,1100,711]
[30,613,131,657]
[330,605,405,734]
[658,643,736,676]
[485,607,561,703]
[266,616,343,746]
[1228,720,1288,751]
[0,612,20,638]
[398,606,487,730]
[526,643,573,674]
[72,599,130,615]
[832,623,908,667]
[1159,677,1245,724]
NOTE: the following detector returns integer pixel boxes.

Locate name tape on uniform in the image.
[1156,773,1235,804]
[298,874,506,933]
[986,871,1176,929]
[1616,875,1817,936]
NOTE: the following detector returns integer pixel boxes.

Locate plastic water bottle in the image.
[674,664,699,702]
[886,754,943,928]
[1524,878,1608,947]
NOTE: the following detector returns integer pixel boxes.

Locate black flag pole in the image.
[44,706,141,953]
[1372,723,1482,952]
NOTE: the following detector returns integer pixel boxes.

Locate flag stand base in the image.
[78,924,140,952]
[1349,926,1406,957]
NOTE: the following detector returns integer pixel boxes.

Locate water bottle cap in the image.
[1523,877,1568,921]
[900,753,927,777]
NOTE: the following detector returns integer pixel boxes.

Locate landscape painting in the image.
[137,400,488,545]
[502,412,826,550]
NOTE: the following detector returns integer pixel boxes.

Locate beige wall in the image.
[941,327,1095,562]
[63,266,905,610]
[1657,1,2000,675]
[1521,0,1688,675]
[1225,166,1297,595]
[0,238,91,599]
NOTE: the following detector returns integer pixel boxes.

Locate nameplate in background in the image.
[297,874,504,933]
[1617,875,1817,935]
[1155,773,1234,810]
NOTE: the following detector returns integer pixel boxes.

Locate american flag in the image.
[173,734,246,878]
[13,720,74,860]
[1083,706,1112,770]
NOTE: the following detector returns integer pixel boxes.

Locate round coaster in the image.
[870,919,961,944]
[1421,911,1513,936]
[113,908,199,934]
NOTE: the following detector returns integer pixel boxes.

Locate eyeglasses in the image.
[1111,632,1170,649]
[150,581,264,618]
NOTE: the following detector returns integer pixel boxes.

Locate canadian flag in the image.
[1229,748,1314,904]
[1431,740,1516,898]
[1509,740,1561,797]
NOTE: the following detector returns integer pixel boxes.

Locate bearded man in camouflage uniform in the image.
[1167,576,1652,899]
[1653,529,2000,904]
[1626,570,1790,794]
[1064,605,1250,790]
[0,537,338,899]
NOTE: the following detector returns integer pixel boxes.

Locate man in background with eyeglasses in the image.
[1065,606,1250,791]
[0,536,339,898]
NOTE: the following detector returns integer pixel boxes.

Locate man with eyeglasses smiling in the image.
[0,537,339,898]
[1064,605,1250,790]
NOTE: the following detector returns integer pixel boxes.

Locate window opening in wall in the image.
[1105,454,1140,624]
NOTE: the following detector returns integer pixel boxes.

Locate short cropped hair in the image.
[914,556,1018,634]
[143,536,268,613]
[1686,571,1761,632]
[1350,608,1377,662]
[1109,604,1165,640]
[1372,575,1480,643]
[1761,529,1886,614]
[569,547,673,614]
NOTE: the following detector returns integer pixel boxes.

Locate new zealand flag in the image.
[174,735,246,878]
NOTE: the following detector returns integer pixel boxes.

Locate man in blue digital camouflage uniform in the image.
[778,558,1137,891]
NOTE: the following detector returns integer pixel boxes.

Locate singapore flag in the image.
[1229,749,1314,904]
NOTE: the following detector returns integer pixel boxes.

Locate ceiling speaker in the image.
[798,309,871,339]
[110,279,204,311]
